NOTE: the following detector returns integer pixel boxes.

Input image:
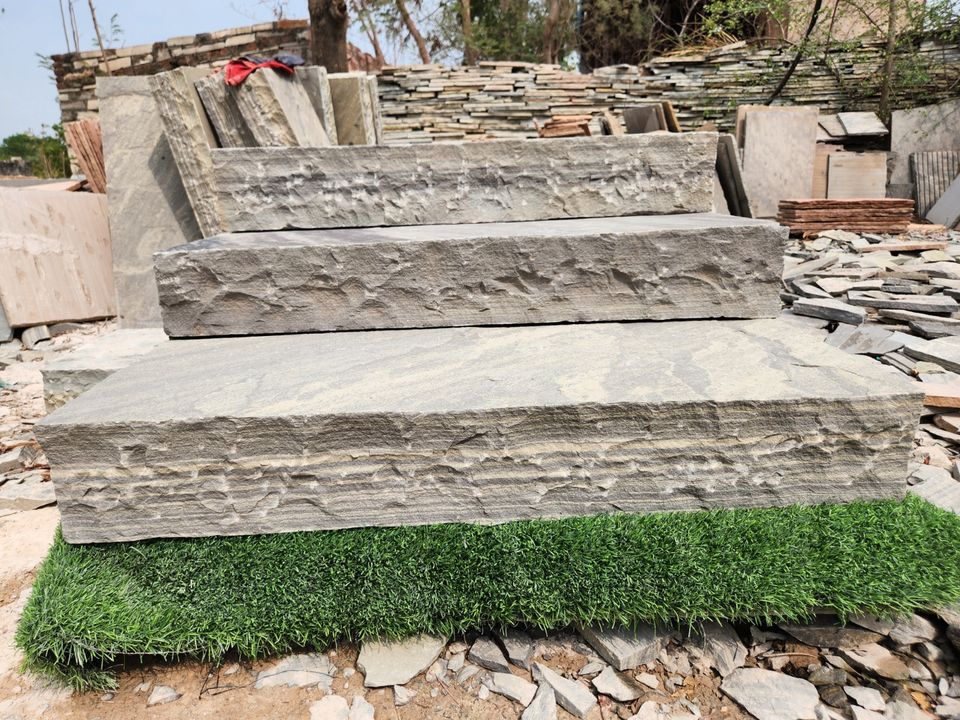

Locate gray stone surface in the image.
[151,68,223,238]
[890,99,960,187]
[154,214,786,337]
[720,668,819,720]
[927,173,960,228]
[194,73,257,147]
[0,301,11,343]
[366,75,383,144]
[297,67,339,144]
[904,336,960,373]
[357,635,446,687]
[98,77,201,327]
[499,629,535,670]
[146,685,181,706]
[234,70,330,147]
[42,329,168,411]
[38,319,921,544]
[532,663,597,719]
[581,624,665,671]
[328,72,376,145]
[210,133,717,232]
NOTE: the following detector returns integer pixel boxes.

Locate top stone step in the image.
[210,133,717,232]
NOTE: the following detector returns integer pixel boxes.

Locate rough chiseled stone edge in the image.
[39,392,920,544]
[153,218,787,337]
[210,133,718,232]
[296,67,339,144]
[194,74,257,148]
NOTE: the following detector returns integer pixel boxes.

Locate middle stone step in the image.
[155,213,787,338]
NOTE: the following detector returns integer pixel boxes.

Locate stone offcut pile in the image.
[36,73,921,544]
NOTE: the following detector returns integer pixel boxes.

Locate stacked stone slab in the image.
[36,117,922,544]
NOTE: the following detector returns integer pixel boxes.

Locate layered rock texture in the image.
[210,133,717,232]
[38,319,920,544]
[154,214,787,337]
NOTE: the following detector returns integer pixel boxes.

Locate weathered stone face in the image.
[38,319,920,544]
[154,213,786,337]
[97,77,201,327]
[210,133,718,232]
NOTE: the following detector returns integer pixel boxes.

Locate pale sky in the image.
[0,0,422,139]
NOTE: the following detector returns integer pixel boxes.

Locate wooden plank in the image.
[0,188,115,326]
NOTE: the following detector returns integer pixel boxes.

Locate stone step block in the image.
[210,132,717,232]
[154,213,787,338]
[38,319,920,544]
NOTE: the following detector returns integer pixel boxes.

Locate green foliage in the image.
[0,125,70,178]
[578,0,662,67]
[17,497,960,690]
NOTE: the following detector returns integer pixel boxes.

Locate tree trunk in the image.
[308,0,349,72]
[396,0,431,63]
[878,0,898,120]
[542,0,561,63]
[461,0,478,65]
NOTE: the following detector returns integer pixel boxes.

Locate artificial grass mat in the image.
[17,495,960,689]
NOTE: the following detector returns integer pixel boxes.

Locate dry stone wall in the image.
[54,24,960,140]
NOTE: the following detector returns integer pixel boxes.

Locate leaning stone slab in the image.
[154,214,786,338]
[581,624,665,671]
[151,68,223,238]
[296,67,338,144]
[233,70,330,147]
[366,75,383,144]
[41,329,169,411]
[37,319,921,544]
[98,77,201,327]
[210,133,717,232]
[357,635,446,687]
[328,72,376,145]
[194,74,256,148]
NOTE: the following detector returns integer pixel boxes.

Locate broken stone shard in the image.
[253,653,336,690]
[482,672,537,706]
[532,663,598,719]
[498,629,535,670]
[357,635,446,687]
[38,319,921,544]
[720,668,819,720]
[791,298,867,325]
[154,214,786,338]
[468,638,511,673]
[521,684,557,720]
[591,666,645,701]
[580,623,665,671]
[210,133,718,232]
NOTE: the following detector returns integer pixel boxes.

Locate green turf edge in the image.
[16,496,960,690]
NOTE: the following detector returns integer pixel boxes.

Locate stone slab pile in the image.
[37,96,924,544]
[780,225,960,515]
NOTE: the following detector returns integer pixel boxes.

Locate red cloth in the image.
[223,57,295,86]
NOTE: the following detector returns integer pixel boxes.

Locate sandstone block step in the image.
[210,133,716,232]
[38,319,920,544]
[154,214,787,338]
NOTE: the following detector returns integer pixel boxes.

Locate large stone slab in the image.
[42,329,169,411]
[97,77,201,327]
[38,319,920,544]
[740,107,818,218]
[890,99,960,188]
[194,74,256,148]
[210,133,717,232]
[154,214,786,337]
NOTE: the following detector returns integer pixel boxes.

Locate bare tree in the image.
[396,0,431,63]
[308,0,350,71]
[877,0,898,118]
[354,0,387,65]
